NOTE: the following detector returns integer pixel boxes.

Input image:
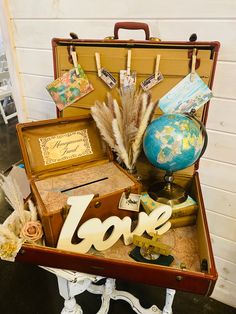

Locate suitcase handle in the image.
[114,22,150,40]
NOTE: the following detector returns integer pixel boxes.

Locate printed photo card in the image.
[159,73,213,114]
[47,65,94,111]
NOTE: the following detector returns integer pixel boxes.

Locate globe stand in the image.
[148,172,188,206]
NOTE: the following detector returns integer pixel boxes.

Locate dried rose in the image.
[20,221,43,243]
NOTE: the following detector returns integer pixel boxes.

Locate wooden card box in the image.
[15,22,220,296]
[16,115,142,247]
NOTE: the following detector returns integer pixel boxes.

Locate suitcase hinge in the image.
[104,36,115,40]
[149,37,161,42]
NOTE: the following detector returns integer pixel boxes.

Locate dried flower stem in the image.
[91,88,157,170]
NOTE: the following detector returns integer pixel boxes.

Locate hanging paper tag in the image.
[100,68,117,88]
[159,73,213,114]
[141,72,164,91]
[120,70,137,89]
[46,64,94,111]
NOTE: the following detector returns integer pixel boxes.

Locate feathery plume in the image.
[0,174,26,225]
[91,103,115,149]
[131,100,157,168]
[91,87,156,170]
[28,199,38,221]
[0,173,44,261]
[113,99,123,135]
[112,119,131,169]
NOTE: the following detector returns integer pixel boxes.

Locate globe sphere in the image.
[143,114,204,172]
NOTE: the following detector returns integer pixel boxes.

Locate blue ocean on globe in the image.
[143,114,204,172]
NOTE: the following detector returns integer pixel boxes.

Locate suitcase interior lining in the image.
[35,162,135,213]
[18,118,108,178]
[54,45,213,122]
[35,169,210,275]
[84,225,201,273]
[53,173,207,275]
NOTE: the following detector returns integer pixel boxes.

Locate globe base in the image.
[148,181,188,206]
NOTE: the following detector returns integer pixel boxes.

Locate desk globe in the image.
[143,112,207,205]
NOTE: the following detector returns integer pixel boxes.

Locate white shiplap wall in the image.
[1,0,236,308]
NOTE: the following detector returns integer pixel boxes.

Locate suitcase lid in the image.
[51,22,220,175]
[16,115,110,179]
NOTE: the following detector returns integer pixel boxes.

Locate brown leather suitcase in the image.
[16,22,220,296]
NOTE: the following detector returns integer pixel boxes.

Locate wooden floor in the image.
[0,116,235,314]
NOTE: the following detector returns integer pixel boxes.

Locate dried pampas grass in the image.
[0,173,44,261]
[0,174,40,227]
[0,174,26,225]
[91,88,157,170]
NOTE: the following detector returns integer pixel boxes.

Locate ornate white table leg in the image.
[57,276,83,314]
[88,278,161,314]
[41,267,175,314]
[62,297,82,314]
[162,289,176,314]
[96,278,114,314]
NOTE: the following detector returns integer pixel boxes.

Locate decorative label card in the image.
[159,73,213,114]
[46,65,94,111]
[118,192,141,212]
[39,130,93,165]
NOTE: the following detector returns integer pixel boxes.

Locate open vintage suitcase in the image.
[16,22,220,296]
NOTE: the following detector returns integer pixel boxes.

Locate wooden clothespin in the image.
[154,54,161,80]
[190,48,197,82]
[95,52,102,77]
[120,49,136,88]
[70,46,79,75]
[127,49,132,75]
[140,54,163,91]
[95,52,117,88]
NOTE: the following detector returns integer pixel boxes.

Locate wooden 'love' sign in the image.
[57,195,172,254]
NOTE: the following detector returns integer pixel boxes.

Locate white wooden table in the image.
[40,266,176,314]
